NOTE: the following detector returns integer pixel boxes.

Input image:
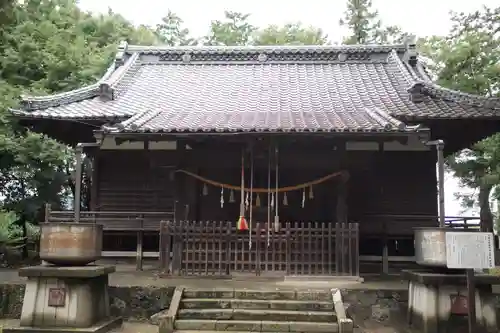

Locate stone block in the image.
[268,300,333,311]
[174,319,216,330]
[261,320,290,332]
[178,308,234,320]
[215,320,262,331]
[296,291,331,302]
[231,299,270,309]
[149,309,168,325]
[18,265,115,278]
[338,318,354,333]
[2,317,123,333]
[232,309,335,322]
[180,298,229,309]
[289,321,339,332]
[234,289,296,300]
[183,288,234,299]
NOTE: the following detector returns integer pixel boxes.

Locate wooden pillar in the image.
[193,167,201,222]
[335,141,348,275]
[377,142,389,275]
[336,173,349,275]
[90,150,100,211]
[136,141,149,271]
[74,145,84,222]
[174,142,187,222]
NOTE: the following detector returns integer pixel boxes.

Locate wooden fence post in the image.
[44,203,51,223]
[225,221,231,276]
[135,214,144,271]
[255,222,261,276]
[285,222,291,276]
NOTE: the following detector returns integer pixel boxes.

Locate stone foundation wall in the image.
[1,284,499,324]
[0,284,175,321]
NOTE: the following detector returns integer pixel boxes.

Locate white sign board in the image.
[445,232,495,269]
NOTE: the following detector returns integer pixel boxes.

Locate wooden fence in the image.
[159,220,359,277]
[44,205,484,275]
[359,214,481,275]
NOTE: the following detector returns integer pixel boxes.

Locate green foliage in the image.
[422,6,500,231]
[339,0,408,44]
[0,0,162,254]
[204,11,257,46]
[201,11,329,46]
[254,23,328,46]
[0,211,23,249]
[155,10,197,46]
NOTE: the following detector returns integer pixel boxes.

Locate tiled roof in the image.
[103,61,415,133]
[11,42,500,132]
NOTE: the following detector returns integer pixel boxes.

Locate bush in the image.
[0,211,41,266]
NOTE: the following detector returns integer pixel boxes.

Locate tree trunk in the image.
[479,185,494,232]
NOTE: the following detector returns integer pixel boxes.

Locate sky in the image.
[77,0,497,216]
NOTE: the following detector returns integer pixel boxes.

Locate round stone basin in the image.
[39,222,103,266]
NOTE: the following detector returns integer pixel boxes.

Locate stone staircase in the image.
[156,287,353,333]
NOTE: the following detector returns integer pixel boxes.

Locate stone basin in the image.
[39,222,103,266]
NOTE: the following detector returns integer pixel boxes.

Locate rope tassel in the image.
[220,187,224,208]
[237,151,248,231]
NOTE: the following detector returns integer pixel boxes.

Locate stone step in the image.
[182,289,331,301]
[174,319,339,332]
[177,308,337,322]
[180,298,334,311]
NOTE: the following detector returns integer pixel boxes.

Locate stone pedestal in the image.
[4,265,122,333]
[402,269,500,333]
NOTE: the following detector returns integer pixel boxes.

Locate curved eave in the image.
[98,128,430,142]
[18,48,140,112]
[409,60,500,111]
[9,108,129,123]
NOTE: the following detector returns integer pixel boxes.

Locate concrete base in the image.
[10,265,121,332]
[3,317,123,333]
[403,270,500,333]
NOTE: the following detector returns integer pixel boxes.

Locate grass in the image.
[490,267,500,276]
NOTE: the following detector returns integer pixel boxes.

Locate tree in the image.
[203,11,257,46]
[0,0,164,259]
[202,11,328,46]
[155,10,196,46]
[427,6,500,232]
[339,0,408,44]
[254,23,328,45]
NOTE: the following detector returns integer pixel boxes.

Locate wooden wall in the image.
[95,151,175,212]
[92,148,437,237]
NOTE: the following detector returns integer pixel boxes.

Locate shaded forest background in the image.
[0,0,498,261]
